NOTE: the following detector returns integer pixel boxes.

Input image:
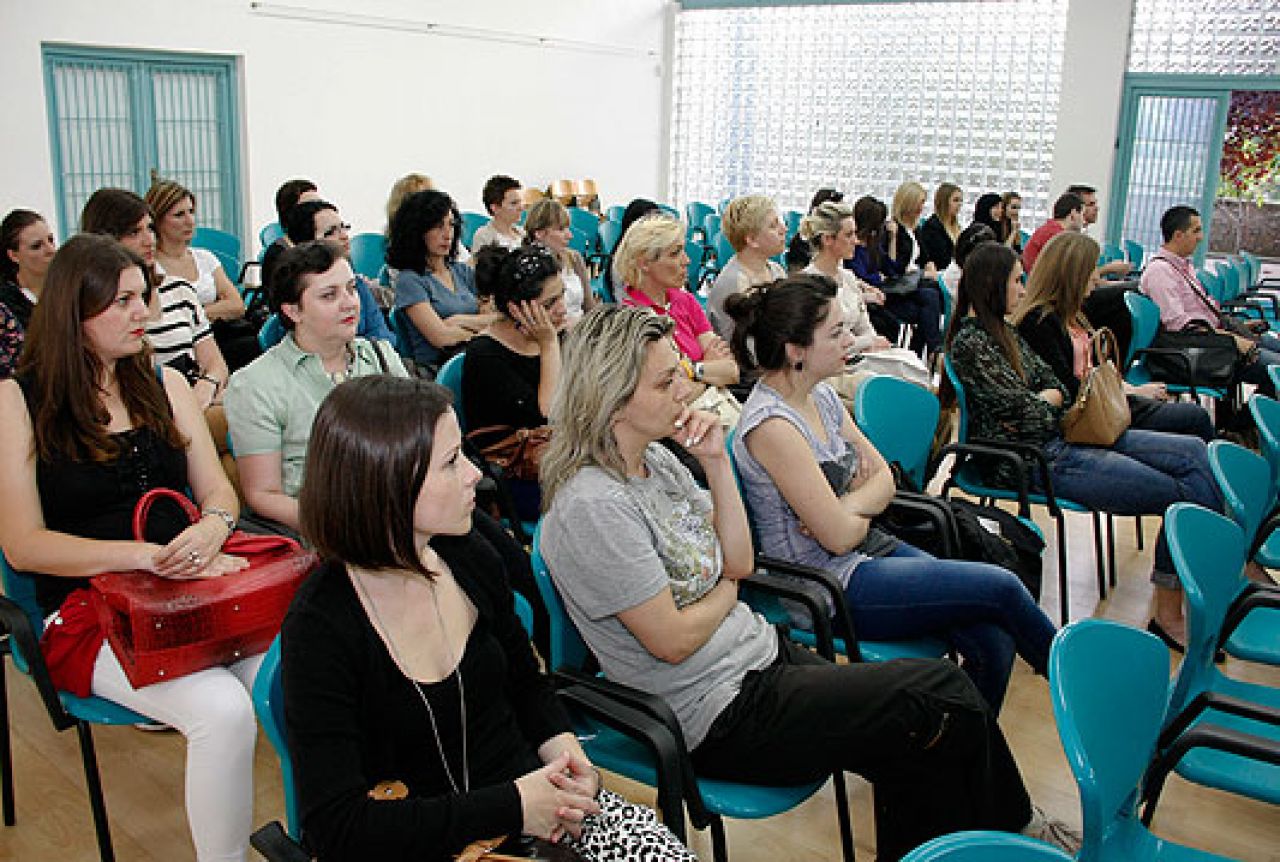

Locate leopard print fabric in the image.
[572,789,697,861]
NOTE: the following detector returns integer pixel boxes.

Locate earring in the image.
[793,360,804,372]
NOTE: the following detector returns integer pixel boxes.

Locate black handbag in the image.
[1146,325,1247,390]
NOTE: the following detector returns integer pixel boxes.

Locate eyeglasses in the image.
[320,222,351,239]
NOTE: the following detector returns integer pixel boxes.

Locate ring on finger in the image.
[188,550,201,565]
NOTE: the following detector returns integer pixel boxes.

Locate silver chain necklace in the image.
[351,568,470,794]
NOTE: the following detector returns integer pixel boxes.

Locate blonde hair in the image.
[723,195,777,252]
[934,183,962,240]
[1011,231,1099,328]
[523,199,575,269]
[891,181,927,224]
[612,214,685,288]
[798,201,852,254]
[385,173,434,227]
[541,306,675,509]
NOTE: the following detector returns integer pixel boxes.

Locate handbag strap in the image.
[1089,327,1121,367]
[131,488,200,540]
[1150,257,1225,328]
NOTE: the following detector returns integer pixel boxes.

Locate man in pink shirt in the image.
[1141,204,1279,395]
[1021,192,1085,273]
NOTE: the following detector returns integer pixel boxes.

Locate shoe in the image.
[1146,619,1227,664]
[1022,804,1082,854]
[133,720,174,732]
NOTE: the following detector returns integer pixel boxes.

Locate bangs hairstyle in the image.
[1,209,46,281]
[541,305,674,510]
[612,213,685,288]
[270,240,345,329]
[473,243,560,313]
[299,376,454,578]
[724,274,838,372]
[80,188,150,238]
[891,181,926,224]
[144,178,194,222]
[18,234,181,462]
[1012,231,1099,328]
[386,190,460,273]
[722,195,777,252]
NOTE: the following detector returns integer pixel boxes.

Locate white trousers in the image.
[91,640,263,862]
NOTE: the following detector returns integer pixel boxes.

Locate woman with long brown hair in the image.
[917,182,964,270]
[0,233,260,862]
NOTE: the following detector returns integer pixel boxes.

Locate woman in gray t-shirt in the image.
[539,305,1078,860]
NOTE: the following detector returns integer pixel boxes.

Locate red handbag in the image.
[90,489,318,688]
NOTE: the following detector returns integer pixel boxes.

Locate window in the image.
[1129,0,1280,75]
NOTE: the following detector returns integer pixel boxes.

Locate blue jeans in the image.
[1035,430,1222,589]
[884,282,943,354]
[1238,333,1280,396]
[1127,395,1214,442]
[844,544,1056,712]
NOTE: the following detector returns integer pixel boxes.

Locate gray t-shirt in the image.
[706,257,785,340]
[540,443,778,749]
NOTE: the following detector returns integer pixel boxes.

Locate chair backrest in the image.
[1240,251,1261,288]
[702,213,722,242]
[567,207,598,242]
[0,552,44,674]
[1207,439,1275,541]
[854,374,940,490]
[655,204,679,219]
[435,352,467,433]
[712,232,735,270]
[1197,268,1224,303]
[1123,239,1145,270]
[1164,503,1248,717]
[388,307,417,361]
[605,205,626,224]
[347,233,387,281]
[193,226,242,261]
[685,202,714,236]
[460,212,490,249]
[685,240,706,289]
[1122,290,1161,371]
[901,831,1073,861]
[941,354,971,442]
[529,525,591,672]
[1049,619,1170,850]
[259,222,285,249]
[252,637,300,838]
[258,313,285,351]
[783,210,803,240]
[598,220,623,256]
[567,226,592,256]
[1249,393,1280,485]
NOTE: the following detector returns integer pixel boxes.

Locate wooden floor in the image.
[1,508,1278,861]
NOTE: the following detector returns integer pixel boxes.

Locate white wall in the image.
[0,0,669,247]
[1050,0,1135,236]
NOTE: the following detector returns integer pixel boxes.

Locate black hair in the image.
[954,223,997,268]
[285,199,338,244]
[481,175,522,216]
[386,190,461,273]
[473,243,561,314]
[809,188,844,211]
[1065,184,1096,197]
[270,240,344,329]
[972,193,1003,233]
[1160,205,1200,243]
[725,274,838,372]
[944,243,1024,377]
[275,179,318,225]
[852,196,887,269]
[1052,193,1084,221]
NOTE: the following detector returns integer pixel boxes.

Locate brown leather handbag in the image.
[1061,327,1131,446]
[467,425,552,482]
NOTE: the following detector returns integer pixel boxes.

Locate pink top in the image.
[1068,325,1091,380]
[1139,248,1216,332]
[622,286,713,360]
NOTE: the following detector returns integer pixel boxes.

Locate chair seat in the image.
[1102,817,1233,860]
[1174,676,1280,805]
[952,470,1093,515]
[1125,367,1227,399]
[571,716,826,821]
[786,628,949,662]
[62,693,152,725]
[1223,606,1280,664]
[1254,530,1280,569]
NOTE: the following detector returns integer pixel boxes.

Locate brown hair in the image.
[144,178,195,225]
[18,234,184,462]
[934,182,962,240]
[299,375,454,578]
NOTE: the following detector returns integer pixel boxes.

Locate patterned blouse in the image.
[0,303,23,379]
[947,316,1068,487]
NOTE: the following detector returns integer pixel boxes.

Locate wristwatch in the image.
[692,361,705,383]
[202,506,237,534]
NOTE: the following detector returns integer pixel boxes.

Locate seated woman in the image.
[463,244,566,521]
[146,179,259,370]
[727,276,1055,712]
[81,188,230,411]
[283,374,692,862]
[849,195,943,356]
[1001,192,1024,252]
[971,193,1005,239]
[705,195,787,339]
[0,209,57,377]
[540,305,1079,860]
[617,214,740,425]
[941,223,998,299]
[282,199,397,346]
[602,198,660,303]
[917,182,963,271]
[946,243,1223,650]
[0,234,259,862]
[522,199,596,325]
[799,201,891,355]
[784,188,843,272]
[225,241,407,534]
[388,190,498,371]
[471,175,525,252]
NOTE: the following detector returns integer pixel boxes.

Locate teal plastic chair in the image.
[259,222,285,249]
[685,202,714,240]
[347,233,386,281]
[656,203,679,219]
[711,232,734,274]
[257,313,285,351]
[567,226,592,257]
[605,205,625,224]
[1124,239,1145,271]
[942,355,1106,624]
[1160,504,1280,810]
[0,553,154,862]
[1122,291,1227,401]
[1049,619,1233,861]
[435,353,468,433]
[529,527,854,862]
[459,212,489,249]
[597,219,623,257]
[567,207,598,241]
[1249,391,1280,485]
[702,213,722,244]
[192,226,253,286]
[782,210,803,241]
[685,239,707,293]
[902,831,1070,861]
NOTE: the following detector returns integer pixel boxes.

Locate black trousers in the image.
[692,638,1032,861]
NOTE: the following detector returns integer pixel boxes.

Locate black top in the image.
[261,237,289,299]
[917,214,956,270]
[14,374,189,614]
[1016,308,1081,403]
[462,335,546,449]
[0,279,35,329]
[280,512,571,862]
[882,222,920,277]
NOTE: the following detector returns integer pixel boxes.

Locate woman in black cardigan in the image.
[917,182,963,270]
[1011,231,1212,443]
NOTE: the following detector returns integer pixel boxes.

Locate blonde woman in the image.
[799,202,888,353]
[523,199,596,323]
[705,195,787,338]
[384,172,434,230]
[918,182,963,270]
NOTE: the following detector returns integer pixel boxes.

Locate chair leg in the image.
[709,814,729,862]
[1107,514,1117,589]
[0,653,13,826]
[1135,515,1144,550]
[1091,511,1107,601]
[1055,513,1070,627]
[76,721,116,862]
[832,771,856,862]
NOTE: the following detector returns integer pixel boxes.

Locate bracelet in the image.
[196,373,223,393]
[202,506,237,534]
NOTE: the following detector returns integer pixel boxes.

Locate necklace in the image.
[326,345,357,385]
[351,568,470,794]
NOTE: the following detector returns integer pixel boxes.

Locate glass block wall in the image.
[670,1,1069,224]
[1129,0,1280,75]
